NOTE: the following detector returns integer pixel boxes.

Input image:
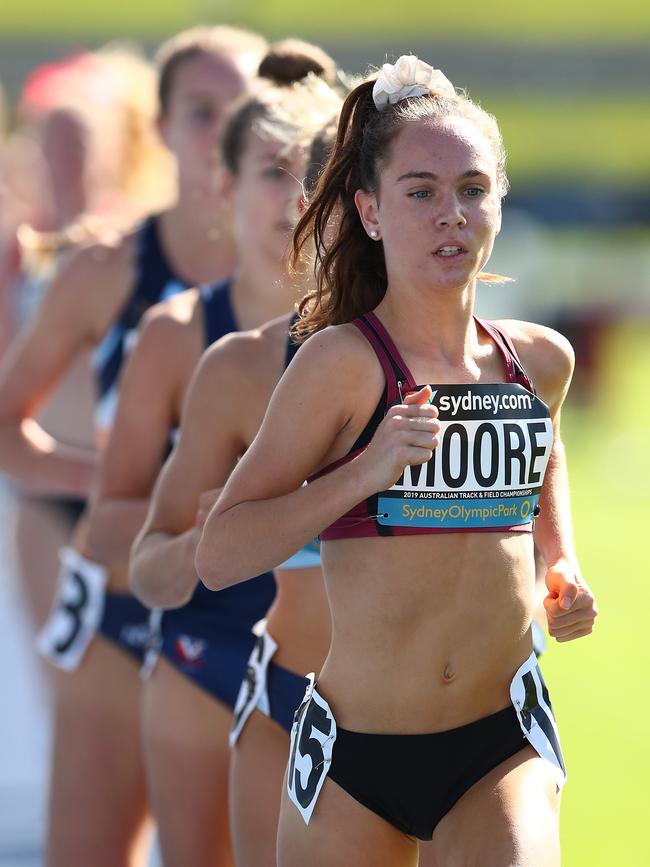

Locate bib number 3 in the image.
[36,547,107,671]
[287,675,337,825]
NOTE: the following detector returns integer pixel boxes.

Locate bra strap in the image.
[354,316,410,404]
[476,317,536,393]
[364,311,417,389]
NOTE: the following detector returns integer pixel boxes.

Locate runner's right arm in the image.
[0,241,130,496]
[130,335,249,608]
[196,327,439,590]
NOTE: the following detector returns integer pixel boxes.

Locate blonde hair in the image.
[16,45,177,271]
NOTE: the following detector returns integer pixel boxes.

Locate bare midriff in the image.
[266,567,331,676]
[318,530,536,733]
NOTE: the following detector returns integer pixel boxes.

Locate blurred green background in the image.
[1,2,648,865]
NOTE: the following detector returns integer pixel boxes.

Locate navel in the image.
[442,662,456,684]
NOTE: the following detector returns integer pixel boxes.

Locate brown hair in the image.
[292,75,511,340]
[259,38,338,87]
[303,118,338,199]
[222,42,341,176]
[155,26,268,116]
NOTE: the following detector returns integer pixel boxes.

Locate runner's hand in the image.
[355,385,440,494]
[195,487,224,531]
[544,561,598,642]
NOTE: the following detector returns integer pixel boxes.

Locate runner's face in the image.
[356,117,502,296]
[228,131,308,265]
[159,52,247,194]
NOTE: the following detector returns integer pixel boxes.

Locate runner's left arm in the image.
[130,337,246,608]
[518,322,598,642]
[83,308,196,565]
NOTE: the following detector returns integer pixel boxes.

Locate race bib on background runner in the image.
[140,608,163,680]
[287,675,337,824]
[378,383,552,529]
[36,547,107,671]
[230,620,278,747]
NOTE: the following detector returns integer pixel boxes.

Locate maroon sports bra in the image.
[309,311,553,540]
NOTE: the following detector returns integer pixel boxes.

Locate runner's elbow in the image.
[194,536,235,592]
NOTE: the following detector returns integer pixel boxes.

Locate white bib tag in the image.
[510,652,566,789]
[287,676,337,824]
[36,548,107,671]
[140,608,163,680]
[230,620,278,747]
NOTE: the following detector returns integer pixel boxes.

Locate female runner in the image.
[196,56,598,866]
[94,52,340,866]
[130,119,337,867]
[1,47,173,635]
[0,25,266,867]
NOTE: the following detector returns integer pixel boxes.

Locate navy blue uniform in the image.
[156,280,276,708]
[93,218,190,661]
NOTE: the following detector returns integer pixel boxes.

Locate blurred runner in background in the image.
[0,25,266,867]
[110,43,340,866]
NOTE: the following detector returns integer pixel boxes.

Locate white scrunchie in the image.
[372,55,455,110]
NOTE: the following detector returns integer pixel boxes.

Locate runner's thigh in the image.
[230,708,290,867]
[433,746,561,867]
[277,774,419,867]
[142,655,234,867]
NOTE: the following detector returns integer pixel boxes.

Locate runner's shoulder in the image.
[493,319,575,406]
[43,228,137,332]
[134,289,202,369]
[292,320,383,377]
[143,286,201,328]
[196,314,292,394]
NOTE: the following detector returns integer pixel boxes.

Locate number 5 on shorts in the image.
[287,676,337,824]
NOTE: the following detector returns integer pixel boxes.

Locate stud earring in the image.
[370,229,379,239]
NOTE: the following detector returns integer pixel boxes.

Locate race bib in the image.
[36,548,107,671]
[287,676,337,824]
[510,653,566,788]
[378,383,552,529]
[140,608,163,680]
[230,621,278,747]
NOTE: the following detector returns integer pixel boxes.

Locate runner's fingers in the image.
[404,448,434,467]
[548,606,597,630]
[403,430,440,451]
[554,625,595,642]
[547,612,592,634]
[545,593,598,620]
[390,403,438,420]
[407,415,441,433]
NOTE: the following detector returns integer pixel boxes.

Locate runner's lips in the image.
[433,243,468,258]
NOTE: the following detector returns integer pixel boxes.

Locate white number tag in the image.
[230,620,278,747]
[510,653,566,788]
[36,548,107,671]
[140,608,163,680]
[287,676,337,825]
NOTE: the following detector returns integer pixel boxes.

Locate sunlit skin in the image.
[130,316,330,867]
[158,52,246,196]
[0,43,257,867]
[86,129,313,867]
[83,132,311,592]
[196,116,597,866]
